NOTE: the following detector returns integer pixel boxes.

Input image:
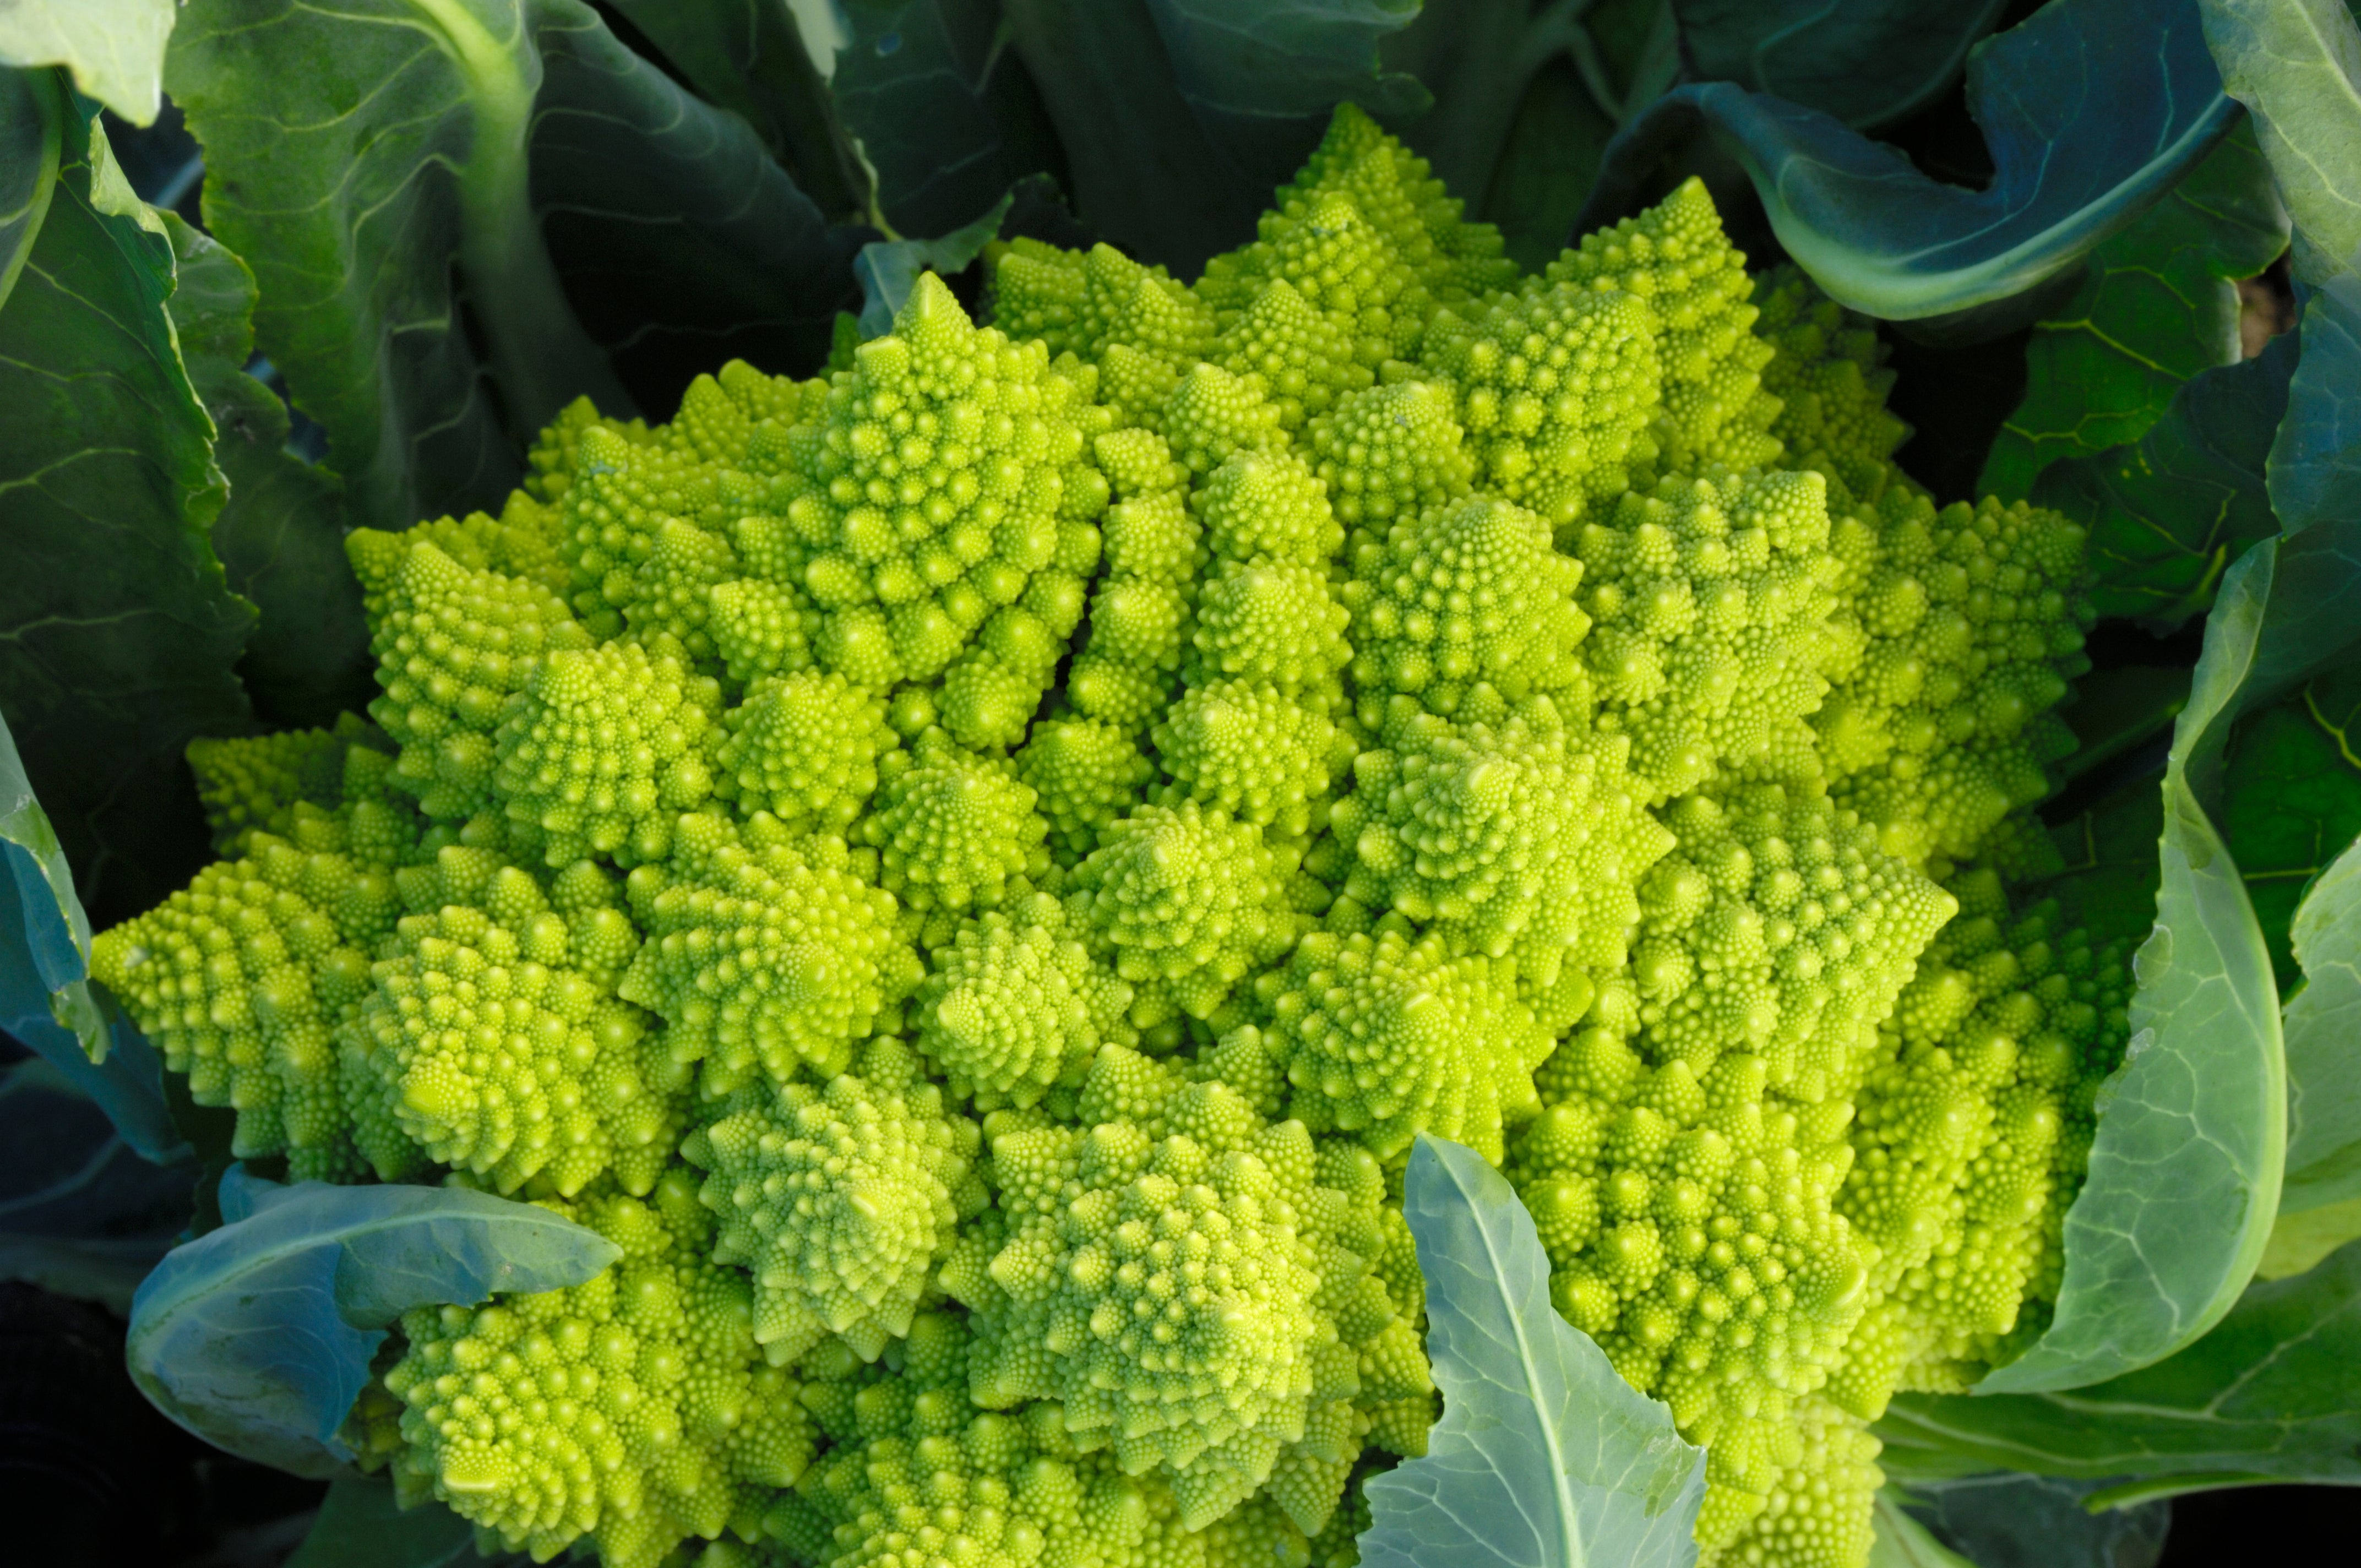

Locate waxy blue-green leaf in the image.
[0,1054,194,1311]
[856,189,1017,336]
[1673,0,2006,131]
[0,80,255,930]
[1881,1240,2361,1492]
[1582,0,2237,331]
[1982,516,2361,1393]
[128,1170,619,1477]
[1982,117,2288,500]
[1357,1135,1705,1568]
[2,711,185,1161]
[0,0,177,123]
[2278,835,2361,1211]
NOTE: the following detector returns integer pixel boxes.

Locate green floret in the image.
[385,1172,814,1568]
[1424,283,1661,529]
[1162,362,1286,474]
[492,640,722,867]
[708,574,822,688]
[943,1048,1421,1534]
[792,274,1110,687]
[1546,177,1780,476]
[682,1039,982,1363]
[1153,679,1343,837]
[555,426,726,639]
[409,489,574,601]
[987,236,1092,360]
[777,1311,1156,1568]
[1814,491,2093,865]
[1070,801,1300,1031]
[1343,493,1588,725]
[90,799,411,1179]
[186,716,382,854]
[915,891,1135,1107]
[1571,470,1842,801]
[622,515,739,668]
[1331,703,1672,1008]
[345,854,681,1196]
[1508,1042,1872,1551]
[1751,265,1914,505]
[619,815,916,1091]
[862,734,1052,913]
[1629,788,1955,1101]
[1255,102,1517,306]
[1305,379,1475,537]
[346,532,594,821]
[1018,717,1158,865]
[1195,448,1344,568]
[1189,559,1353,697]
[1214,277,1373,432]
[715,669,896,833]
[1236,921,1555,1165]
[523,393,658,506]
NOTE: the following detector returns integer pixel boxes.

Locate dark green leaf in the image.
[1356,1135,1706,1568]
[165,0,632,531]
[1477,58,1616,273]
[999,0,1424,275]
[2057,665,2193,787]
[1583,0,2237,331]
[128,1169,619,1477]
[160,214,370,729]
[0,66,61,312]
[2216,661,2361,986]
[1982,118,2287,499]
[1673,0,2007,130]
[602,0,869,219]
[2030,313,2293,628]
[0,79,254,928]
[2267,284,2361,532]
[833,0,1070,240]
[1867,1493,1973,1568]
[0,0,177,123]
[2277,832,2361,1213]
[1895,1475,2169,1568]
[1148,0,1426,185]
[524,5,867,422]
[0,1055,194,1311]
[1880,1240,2361,1491]
[2031,775,2166,953]
[1985,514,2361,1393]
[285,1476,488,1568]
[166,0,869,530]
[856,188,1015,335]
[1372,0,1606,237]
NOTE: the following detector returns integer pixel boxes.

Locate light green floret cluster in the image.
[96,104,2125,1568]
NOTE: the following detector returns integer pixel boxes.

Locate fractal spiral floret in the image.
[93,103,2120,1568]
